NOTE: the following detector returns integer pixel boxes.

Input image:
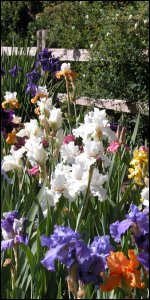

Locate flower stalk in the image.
[76,164,94,231]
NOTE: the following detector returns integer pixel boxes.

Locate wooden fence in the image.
[1,30,149,115]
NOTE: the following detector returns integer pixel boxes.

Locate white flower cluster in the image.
[2,88,117,217]
[2,86,63,172]
[41,108,116,216]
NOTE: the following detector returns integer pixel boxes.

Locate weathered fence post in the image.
[36,29,46,51]
[36,30,46,75]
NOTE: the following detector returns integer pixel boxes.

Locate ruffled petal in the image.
[128,249,139,269]
[41,235,52,248]
[15,235,28,245]
[1,239,14,251]
[124,270,145,289]
[100,274,120,292]
[41,245,62,271]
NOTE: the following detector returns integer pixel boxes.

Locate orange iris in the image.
[100,250,145,292]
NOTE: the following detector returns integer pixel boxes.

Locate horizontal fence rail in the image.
[1,47,90,61]
[58,94,148,115]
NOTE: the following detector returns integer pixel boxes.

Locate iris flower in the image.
[1,109,15,135]
[110,204,149,270]
[2,92,19,110]
[9,64,22,77]
[1,211,28,251]
[128,147,149,185]
[37,48,61,73]
[56,63,77,80]
[100,250,145,291]
[110,204,149,243]
[41,226,109,286]
[41,225,80,271]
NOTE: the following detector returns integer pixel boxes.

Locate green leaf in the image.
[130,113,140,146]
[56,278,62,299]
[27,178,47,237]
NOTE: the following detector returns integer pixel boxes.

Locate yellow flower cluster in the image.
[128,146,149,185]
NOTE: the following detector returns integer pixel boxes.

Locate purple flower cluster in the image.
[26,69,41,97]
[9,64,22,77]
[110,204,149,269]
[1,109,19,135]
[1,211,28,251]
[41,225,114,285]
[37,48,61,73]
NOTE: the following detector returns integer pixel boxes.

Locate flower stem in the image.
[65,76,72,133]
[74,101,78,128]
[13,246,18,277]
[75,165,94,231]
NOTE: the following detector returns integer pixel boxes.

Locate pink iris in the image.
[28,166,40,176]
[107,141,120,153]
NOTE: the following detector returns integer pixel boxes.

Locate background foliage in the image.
[1,1,149,143]
[1,1,149,105]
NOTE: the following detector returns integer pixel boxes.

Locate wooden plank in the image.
[1,47,148,62]
[1,47,37,56]
[57,93,148,115]
[50,48,90,61]
[1,47,90,61]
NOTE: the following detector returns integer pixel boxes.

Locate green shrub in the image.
[34,1,149,144]
[34,1,149,105]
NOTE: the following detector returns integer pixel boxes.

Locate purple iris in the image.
[1,109,19,135]
[110,204,149,270]
[25,68,40,97]
[137,252,149,270]
[90,235,114,256]
[1,210,28,251]
[125,204,149,234]
[1,67,5,77]
[41,226,105,286]
[41,225,80,271]
[134,233,149,251]
[26,69,41,83]
[78,253,104,285]
[110,204,149,243]
[9,64,22,77]
[37,48,61,73]
[90,235,114,269]
[26,82,37,97]
[76,240,105,285]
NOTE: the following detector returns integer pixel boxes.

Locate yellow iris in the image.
[2,99,19,109]
[6,130,17,145]
[128,148,149,186]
